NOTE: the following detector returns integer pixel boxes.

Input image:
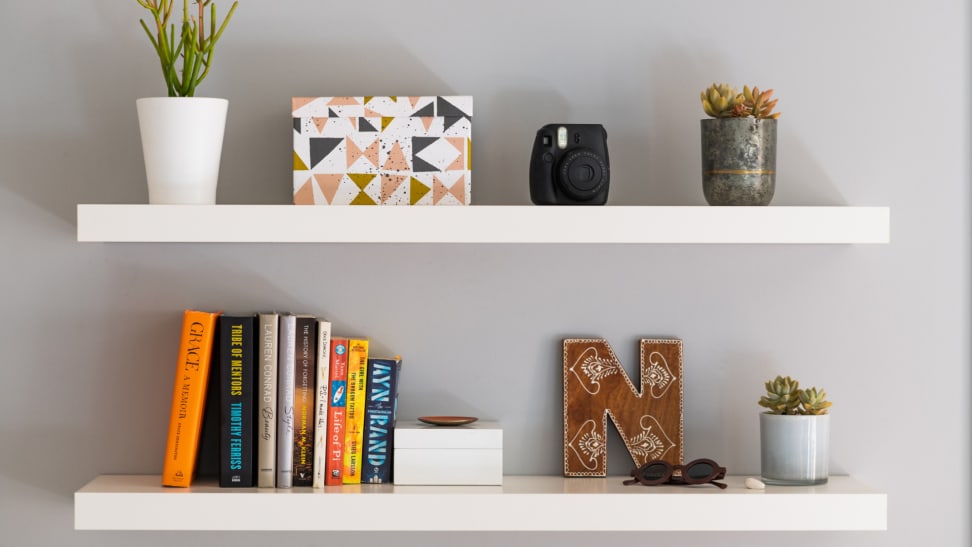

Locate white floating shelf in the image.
[75,474,886,532]
[76,204,889,244]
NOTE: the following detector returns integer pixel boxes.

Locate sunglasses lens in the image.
[641,462,669,481]
[686,462,714,479]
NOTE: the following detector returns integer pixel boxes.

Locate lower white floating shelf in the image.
[75,474,886,532]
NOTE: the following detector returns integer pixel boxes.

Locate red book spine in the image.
[324,337,349,486]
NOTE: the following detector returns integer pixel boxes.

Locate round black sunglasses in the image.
[623,458,727,489]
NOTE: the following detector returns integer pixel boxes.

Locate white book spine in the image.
[275,314,297,488]
[256,313,279,488]
[312,319,332,488]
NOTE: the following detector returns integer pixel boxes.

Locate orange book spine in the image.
[161,309,221,487]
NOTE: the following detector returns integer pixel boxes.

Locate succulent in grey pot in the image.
[700,84,781,206]
[758,375,831,486]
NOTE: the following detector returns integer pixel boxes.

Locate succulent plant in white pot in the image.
[758,375,832,485]
[136,0,238,204]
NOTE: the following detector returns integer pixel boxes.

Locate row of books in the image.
[160,310,403,488]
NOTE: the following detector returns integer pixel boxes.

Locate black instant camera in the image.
[529,124,610,205]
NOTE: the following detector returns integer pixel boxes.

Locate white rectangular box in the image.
[394,421,502,485]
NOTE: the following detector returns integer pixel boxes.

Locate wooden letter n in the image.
[563,338,683,477]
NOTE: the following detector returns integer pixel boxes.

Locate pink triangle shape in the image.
[449,174,466,203]
[433,175,449,204]
[363,138,380,168]
[313,174,343,204]
[346,138,364,167]
[380,174,407,204]
[292,97,316,114]
[328,96,360,106]
[383,141,410,171]
[294,176,315,204]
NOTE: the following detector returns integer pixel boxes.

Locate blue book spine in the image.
[361,357,403,484]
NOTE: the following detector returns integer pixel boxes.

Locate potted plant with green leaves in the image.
[699,83,781,206]
[136,0,238,204]
[758,375,831,485]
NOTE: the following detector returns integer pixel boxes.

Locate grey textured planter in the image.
[759,413,829,486]
[700,118,777,206]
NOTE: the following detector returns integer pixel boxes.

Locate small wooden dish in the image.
[417,416,478,426]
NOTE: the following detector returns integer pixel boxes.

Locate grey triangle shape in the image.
[293,117,302,134]
[310,137,343,168]
[443,116,469,132]
[437,97,470,117]
[359,117,378,132]
[412,103,434,117]
[412,136,438,155]
[329,108,339,117]
[412,156,440,173]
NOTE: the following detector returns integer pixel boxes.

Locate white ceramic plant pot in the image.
[137,97,228,204]
[759,413,829,486]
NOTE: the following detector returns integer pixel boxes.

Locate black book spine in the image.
[219,315,256,487]
[291,316,317,486]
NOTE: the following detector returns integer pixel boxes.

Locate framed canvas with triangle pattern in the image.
[292,96,472,205]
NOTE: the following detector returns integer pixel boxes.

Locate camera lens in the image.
[557,149,608,201]
[572,165,595,184]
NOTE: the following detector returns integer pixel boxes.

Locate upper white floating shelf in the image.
[76,204,889,244]
[75,474,887,532]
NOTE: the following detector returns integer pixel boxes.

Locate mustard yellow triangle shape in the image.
[350,191,377,205]
[410,177,431,205]
[294,151,309,171]
[348,173,376,191]
[467,138,472,170]
[364,96,373,104]
[382,117,394,131]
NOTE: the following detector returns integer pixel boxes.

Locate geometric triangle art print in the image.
[292,96,472,205]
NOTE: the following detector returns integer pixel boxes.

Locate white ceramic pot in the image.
[136,97,228,204]
[759,413,829,486]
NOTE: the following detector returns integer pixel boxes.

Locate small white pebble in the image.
[745,477,766,490]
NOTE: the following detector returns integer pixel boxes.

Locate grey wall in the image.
[0,1,968,545]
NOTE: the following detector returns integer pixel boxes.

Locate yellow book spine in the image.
[161,310,220,487]
[342,338,369,484]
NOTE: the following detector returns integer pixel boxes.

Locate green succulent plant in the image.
[759,375,830,415]
[798,387,832,415]
[758,375,802,414]
[700,83,744,118]
[701,83,781,119]
[741,85,781,119]
[137,0,239,97]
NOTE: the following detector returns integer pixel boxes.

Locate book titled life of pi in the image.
[162,309,221,487]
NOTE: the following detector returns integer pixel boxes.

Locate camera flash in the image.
[557,126,568,149]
